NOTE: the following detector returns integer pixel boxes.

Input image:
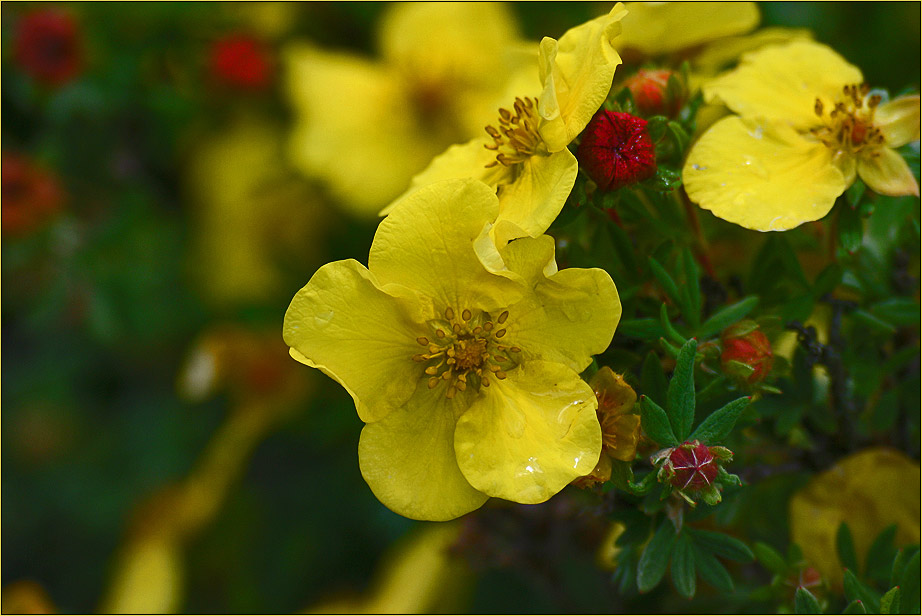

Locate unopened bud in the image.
[721,321,774,384]
[622,69,687,117]
[577,111,657,192]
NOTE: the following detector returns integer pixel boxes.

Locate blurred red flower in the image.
[14,8,83,86]
[209,34,272,91]
[2,153,65,237]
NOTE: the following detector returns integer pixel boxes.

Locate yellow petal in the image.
[283,260,423,423]
[858,147,921,197]
[499,237,621,372]
[285,44,439,216]
[691,27,814,83]
[359,385,488,521]
[704,40,863,130]
[379,138,509,217]
[617,1,759,56]
[369,179,524,313]
[790,448,921,584]
[454,360,602,504]
[492,149,579,246]
[683,116,848,231]
[537,3,627,152]
[875,95,921,148]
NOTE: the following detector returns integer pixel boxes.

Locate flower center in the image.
[483,97,544,168]
[810,82,885,154]
[412,306,521,399]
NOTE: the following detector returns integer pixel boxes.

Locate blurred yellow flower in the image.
[684,40,920,231]
[283,178,621,520]
[306,522,469,614]
[185,113,328,307]
[284,2,530,218]
[381,4,627,248]
[790,448,921,584]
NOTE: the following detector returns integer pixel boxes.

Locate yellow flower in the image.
[284,3,530,218]
[684,40,921,231]
[790,448,921,584]
[283,178,621,520]
[380,4,627,248]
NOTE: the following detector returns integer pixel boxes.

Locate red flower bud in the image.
[577,111,657,192]
[14,9,83,87]
[622,69,686,117]
[667,441,719,491]
[209,34,272,91]
[721,322,774,384]
[2,153,64,237]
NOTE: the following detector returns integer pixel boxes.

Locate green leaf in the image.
[639,396,679,446]
[668,120,690,151]
[842,599,867,614]
[865,524,898,583]
[696,296,760,339]
[851,309,898,334]
[837,522,860,574]
[813,263,843,297]
[847,177,866,207]
[839,203,864,253]
[681,247,702,328]
[794,586,822,614]
[619,318,667,339]
[694,546,734,592]
[637,520,678,592]
[641,351,668,407]
[671,531,697,599]
[648,256,687,316]
[660,303,688,346]
[843,569,880,613]
[688,396,751,444]
[897,550,920,613]
[870,298,921,327]
[667,338,698,442]
[754,542,788,575]
[880,586,901,614]
[689,529,754,562]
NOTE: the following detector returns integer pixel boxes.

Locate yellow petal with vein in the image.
[858,147,920,197]
[617,1,758,56]
[454,360,601,504]
[683,116,848,231]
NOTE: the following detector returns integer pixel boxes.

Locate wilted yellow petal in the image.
[285,45,439,216]
[369,179,523,313]
[537,3,627,152]
[359,386,488,521]
[492,149,579,246]
[617,2,759,56]
[790,448,921,584]
[683,116,848,231]
[454,360,602,504]
[875,95,922,148]
[705,40,863,131]
[858,147,921,197]
[283,260,423,423]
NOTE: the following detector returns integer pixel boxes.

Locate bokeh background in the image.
[2,2,920,613]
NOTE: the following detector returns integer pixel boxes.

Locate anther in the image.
[494,356,508,363]
[472,326,482,335]
[417,336,429,346]
[436,329,446,338]
[453,323,461,333]
[814,98,823,116]
[462,309,472,321]
[456,381,467,392]
[425,366,439,376]
[442,371,451,380]
[445,307,454,320]
[489,365,502,372]
[428,344,440,353]
[869,94,881,108]
[495,328,507,338]
[510,346,522,353]
[495,371,507,380]
[446,387,457,399]
[483,321,494,331]
[498,311,509,324]
[428,377,439,389]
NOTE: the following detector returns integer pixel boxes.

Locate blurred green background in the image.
[2,2,919,613]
